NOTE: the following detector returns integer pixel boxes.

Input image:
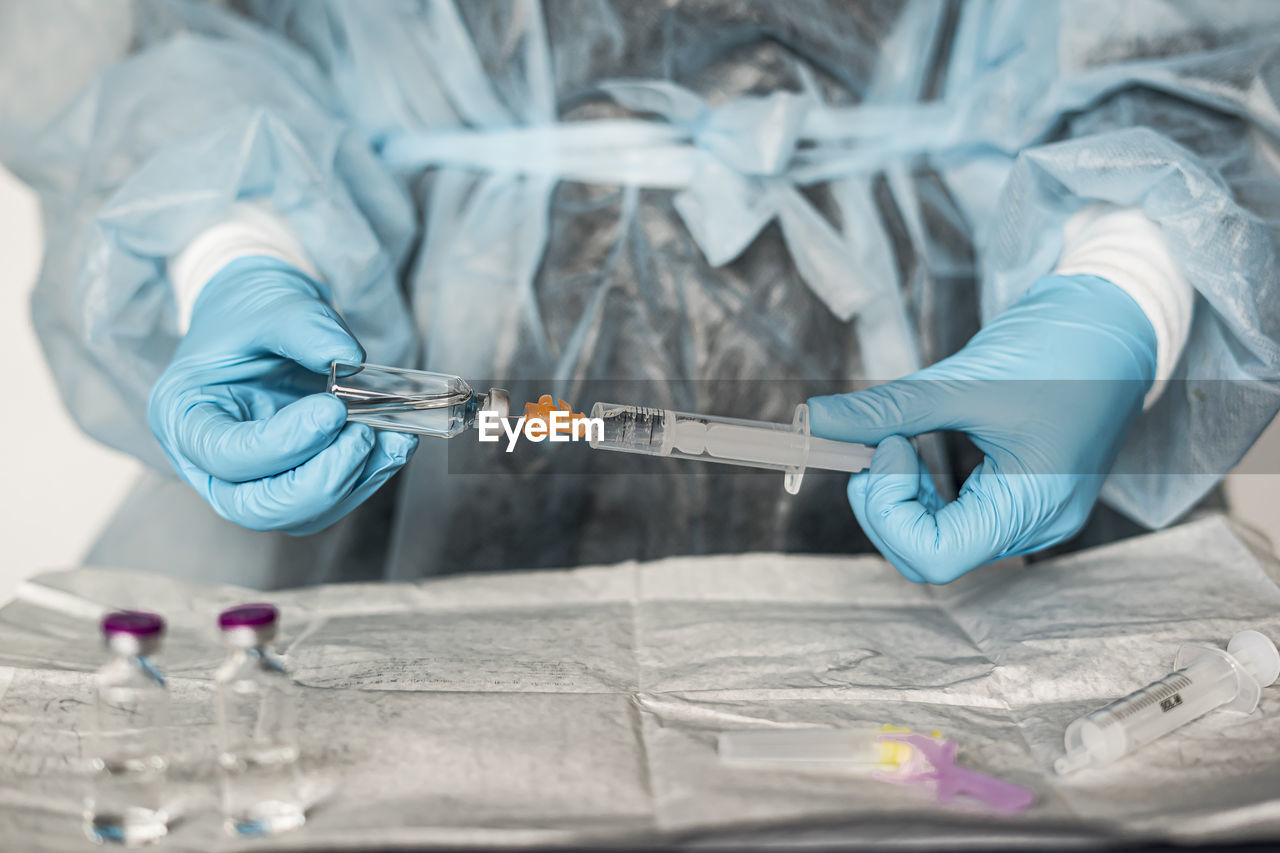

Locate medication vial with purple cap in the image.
[85,611,170,845]
[214,603,305,836]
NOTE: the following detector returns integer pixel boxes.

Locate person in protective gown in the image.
[1,0,1277,588]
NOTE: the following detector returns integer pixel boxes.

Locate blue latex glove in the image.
[808,274,1158,583]
[149,256,417,534]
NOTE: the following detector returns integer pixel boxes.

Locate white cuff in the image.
[1052,203,1194,409]
[167,200,319,333]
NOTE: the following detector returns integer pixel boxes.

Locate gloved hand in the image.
[149,256,417,534]
[808,274,1158,583]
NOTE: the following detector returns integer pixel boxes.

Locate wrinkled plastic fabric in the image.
[0,0,419,475]
[3,516,1280,850]
[3,0,1280,583]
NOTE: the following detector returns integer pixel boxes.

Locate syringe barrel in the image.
[589,402,803,470]
[1058,649,1242,772]
[589,403,671,457]
[588,402,872,491]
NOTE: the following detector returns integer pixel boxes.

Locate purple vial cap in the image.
[218,603,279,631]
[101,610,165,638]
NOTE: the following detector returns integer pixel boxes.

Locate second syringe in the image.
[588,402,872,494]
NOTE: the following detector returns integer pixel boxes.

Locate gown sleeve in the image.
[0,0,417,470]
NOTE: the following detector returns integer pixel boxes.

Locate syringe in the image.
[588,402,872,494]
[1055,630,1280,774]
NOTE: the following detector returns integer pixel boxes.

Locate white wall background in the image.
[1,164,1277,604]
[0,166,138,602]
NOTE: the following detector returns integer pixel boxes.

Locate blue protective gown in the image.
[1,0,1277,586]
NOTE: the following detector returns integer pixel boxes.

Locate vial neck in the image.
[221,625,276,648]
[460,395,482,429]
[106,633,161,657]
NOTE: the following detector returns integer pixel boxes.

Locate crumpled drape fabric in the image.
[1,516,1280,848]
[2,0,1278,583]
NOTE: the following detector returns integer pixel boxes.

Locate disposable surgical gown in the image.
[1,0,1278,586]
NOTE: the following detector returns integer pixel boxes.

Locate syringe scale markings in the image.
[1108,672,1194,723]
[589,402,872,493]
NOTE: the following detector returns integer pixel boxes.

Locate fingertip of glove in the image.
[349,422,376,447]
[386,432,418,462]
[311,394,351,433]
[870,435,914,474]
[807,394,863,442]
[336,342,366,366]
[846,471,869,504]
[805,394,841,422]
[305,310,365,369]
[329,422,377,459]
[314,345,365,374]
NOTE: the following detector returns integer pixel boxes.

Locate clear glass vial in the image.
[85,611,170,846]
[214,603,305,836]
[328,361,509,437]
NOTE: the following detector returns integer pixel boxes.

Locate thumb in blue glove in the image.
[808,274,1158,583]
[149,256,417,534]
